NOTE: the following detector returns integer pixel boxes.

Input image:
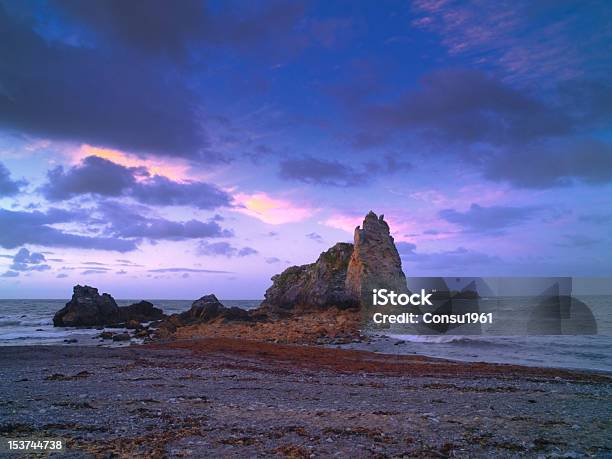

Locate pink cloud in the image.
[72,145,192,181]
[233,192,315,224]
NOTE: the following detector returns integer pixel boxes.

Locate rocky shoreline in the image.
[1,340,610,458]
[51,212,407,346]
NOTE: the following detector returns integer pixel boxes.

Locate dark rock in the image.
[112,333,130,342]
[182,294,253,323]
[99,331,114,340]
[53,285,166,327]
[155,294,253,334]
[53,285,119,327]
[260,242,357,313]
[118,301,165,323]
[135,329,149,338]
[125,319,141,330]
[63,338,78,343]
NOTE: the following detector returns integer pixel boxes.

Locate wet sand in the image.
[1,339,611,458]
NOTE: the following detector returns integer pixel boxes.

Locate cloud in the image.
[439,203,539,233]
[397,242,500,270]
[555,234,602,248]
[362,69,569,145]
[306,232,324,243]
[42,155,143,200]
[279,154,414,187]
[196,241,258,258]
[148,267,231,274]
[0,208,137,252]
[56,273,68,278]
[0,3,215,161]
[265,257,281,264]
[410,1,612,83]
[1,270,19,277]
[482,139,612,188]
[10,248,51,272]
[131,175,232,209]
[579,214,612,225]
[0,161,26,197]
[42,156,232,209]
[97,200,233,241]
[81,269,107,275]
[233,192,315,224]
[279,156,368,187]
[53,0,306,61]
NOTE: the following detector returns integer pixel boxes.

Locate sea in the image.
[0,299,260,347]
[1,296,611,373]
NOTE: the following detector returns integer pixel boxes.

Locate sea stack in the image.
[259,211,407,313]
[346,211,408,307]
[53,285,165,327]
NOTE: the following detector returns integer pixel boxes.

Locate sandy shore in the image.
[1,339,611,458]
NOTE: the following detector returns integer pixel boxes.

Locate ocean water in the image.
[375,295,612,373]
[1,296,611,373]
[0,299,260,347]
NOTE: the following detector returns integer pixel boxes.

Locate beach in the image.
[1,339,611,458]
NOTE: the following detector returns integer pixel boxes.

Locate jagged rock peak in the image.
[346,211,407,306]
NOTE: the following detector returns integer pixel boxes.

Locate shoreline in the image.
[1,338,611,457]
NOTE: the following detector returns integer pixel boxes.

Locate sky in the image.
[0,0,611,299]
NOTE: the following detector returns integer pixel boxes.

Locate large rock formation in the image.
[53,285,165,327]
[259,242,357,313]
[260,211,407,313]
[345,211,407,306]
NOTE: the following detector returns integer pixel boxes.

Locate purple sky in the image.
[0,0,611,299]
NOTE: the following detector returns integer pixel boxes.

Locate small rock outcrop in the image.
[179,294,252,323]
[346,211,408,306]
[260,211,407,313]
[154,294,254,339]
[259,242,357,313]
[53,285,165,327]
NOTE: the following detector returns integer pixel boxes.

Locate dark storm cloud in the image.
[397,242,500,270]
[0,4,213,161]
[42,156,232,209]
[0,161,26,197]
[363,69,570,145]
[482,139,612,188]
[197,241,258,258]
[97,200,233,241]
[439,203,539,233]
[0,208,137,251]
[42,156,144,200]
[53,0,306,61]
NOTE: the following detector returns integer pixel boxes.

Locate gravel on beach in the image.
[0,339,611,458]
